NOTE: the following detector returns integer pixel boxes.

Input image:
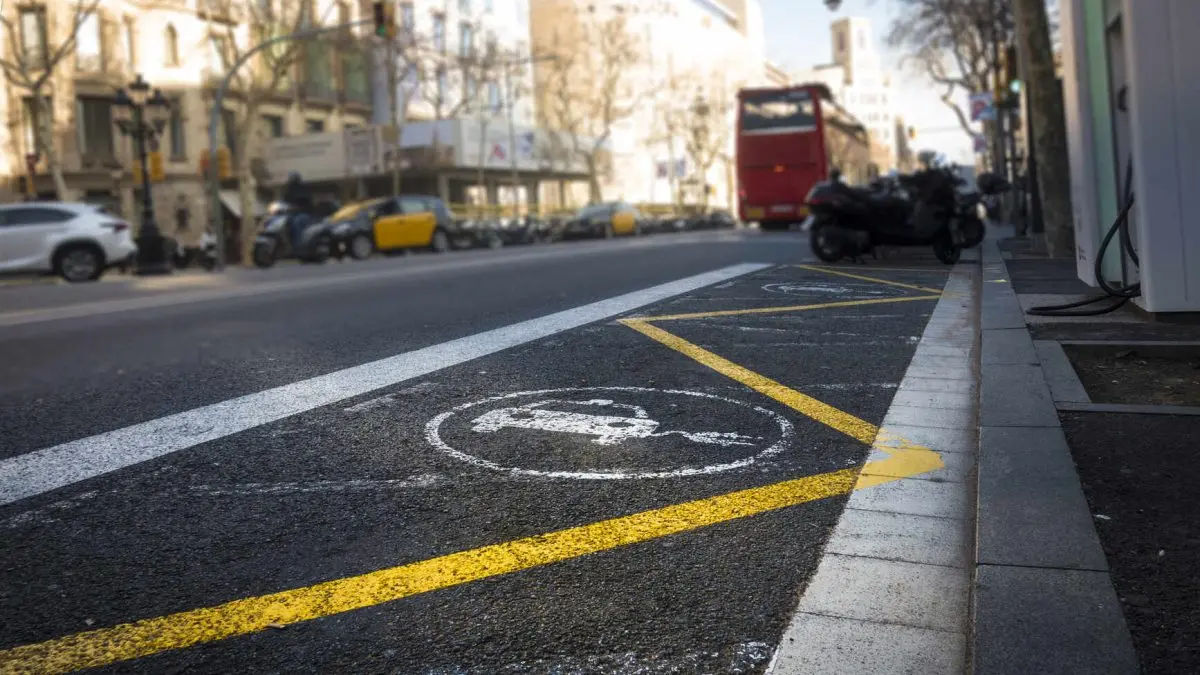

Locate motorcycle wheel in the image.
[252,241,277,269]
[933,232,962,265]
[961,218,986,248]
[809,222,846,263]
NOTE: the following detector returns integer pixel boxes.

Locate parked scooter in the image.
[804,167,1001,264]
[172,229,218,271]
[252,202,335,269]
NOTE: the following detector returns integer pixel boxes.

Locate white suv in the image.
[0,203,138,282]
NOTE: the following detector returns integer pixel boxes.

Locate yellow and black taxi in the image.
[561,202,644,240]
[327,195,459,259]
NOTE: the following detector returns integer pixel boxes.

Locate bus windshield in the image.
[740,90,817,135]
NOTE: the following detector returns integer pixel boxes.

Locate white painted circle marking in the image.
[425,387,795,480]
[762,282,886,296]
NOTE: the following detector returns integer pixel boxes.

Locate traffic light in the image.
[148,151,165,182]
[1004,44,1021,95]
[372,1,396,39]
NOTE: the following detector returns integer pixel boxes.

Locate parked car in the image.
[560,202,644,240]
[0,202,137,282]
[332,195,477,259]
[691,210,739,230]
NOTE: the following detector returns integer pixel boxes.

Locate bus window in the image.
[739,90,817,135]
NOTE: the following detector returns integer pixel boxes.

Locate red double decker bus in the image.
[735,83,873,231]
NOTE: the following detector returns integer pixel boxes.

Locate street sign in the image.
[426,387,794,480]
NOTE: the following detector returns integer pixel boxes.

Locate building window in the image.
[458,0,471,13]
[168,97,187,159]
[459,22,473,58]
[465,75,478,109]
[484,0,493,12]
[77,13,102,71]
[400,3,415,33]
[22,97,50,155]
[432,13,446,51]
[165,25,180,66]
[209,34,229,69]
[262,114,285,138]
[305,119,325,133]
[76,97,115,160]
[835,30,845,54]
[18,7,47,65]
[123,19,136,69]
[487,81,500,112]
[436,67,448,103]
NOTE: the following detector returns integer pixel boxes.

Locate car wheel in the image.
[430,228,451,253]
[54,244,104,282]
[809,223,845,263]
[308,235,332,263]
[348,233,374,260]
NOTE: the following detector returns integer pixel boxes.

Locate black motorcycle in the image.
[252,206,335,269]
[805,168,998,265]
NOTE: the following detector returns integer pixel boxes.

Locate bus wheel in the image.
[809,223,845,263]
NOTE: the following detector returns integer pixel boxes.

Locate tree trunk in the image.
[31,93,69,200]
[585,155,602,203]
[475,119,488,218]
[387,40,403,196]
[237,153,257,266]
[1013,0,1075,257]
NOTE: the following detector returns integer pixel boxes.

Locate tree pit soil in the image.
[1064,347,1200,407]
[1061,412,1199,674]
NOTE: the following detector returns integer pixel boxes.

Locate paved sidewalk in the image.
[770,256,980,674]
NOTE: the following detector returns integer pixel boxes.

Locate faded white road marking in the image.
[425,640,772,674]
[427,387,794,480]
[0,263,769,506]
[343,382,439,413]
[189,474,446,496]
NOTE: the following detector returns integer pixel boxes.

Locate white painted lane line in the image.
[0,263,770,506]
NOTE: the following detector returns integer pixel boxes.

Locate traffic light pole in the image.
[207,19,370,269]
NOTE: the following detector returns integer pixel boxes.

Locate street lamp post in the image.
[112,75,172,275]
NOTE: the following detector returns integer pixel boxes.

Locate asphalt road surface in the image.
[0,230,952,674]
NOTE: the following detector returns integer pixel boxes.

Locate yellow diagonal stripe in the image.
[0,469,857,675]
[636,294,941,322]
[620,319,878,445]
[796,264,946,295]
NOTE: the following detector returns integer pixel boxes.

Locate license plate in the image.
[771,205,792,213]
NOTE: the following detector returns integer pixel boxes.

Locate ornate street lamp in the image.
[113,74,173,275]
[824,0,843,10]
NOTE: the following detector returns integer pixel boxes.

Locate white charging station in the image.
[1060,0,1200,314]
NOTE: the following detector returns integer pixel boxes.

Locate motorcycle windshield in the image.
[260,215,288,233]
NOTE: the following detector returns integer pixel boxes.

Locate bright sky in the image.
[759,0,975,164]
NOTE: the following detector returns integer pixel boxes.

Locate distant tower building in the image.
[795,17,898,170]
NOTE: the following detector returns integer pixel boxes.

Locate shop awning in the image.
[218,190,269,219]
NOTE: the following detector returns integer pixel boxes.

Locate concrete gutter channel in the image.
[970,238,1140,674]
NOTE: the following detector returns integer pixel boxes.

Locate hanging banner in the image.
[969,92,996,122]
[972,134,989,154]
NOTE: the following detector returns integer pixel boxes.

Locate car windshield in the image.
[329,201,375,222]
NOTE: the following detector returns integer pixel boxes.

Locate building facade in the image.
[795,17,898,172]
[1,0,372,246]
[530,0,770,210]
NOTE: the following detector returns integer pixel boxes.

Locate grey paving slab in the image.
[1034,340,1091,404]
[825,508,971,567]
[896,377,978,396]
[977,426,1110,571]
[875,423,976,455]
[906,362,976,382]
[770,612,965,675]
[849,476,971,520]
[981,328,1039,365]
[797,554,969,633]
[973,565,1139,675]
[882,404,975,430]
[980,363,1059,427]
[888,389,975,410]
[980,303,1027,330]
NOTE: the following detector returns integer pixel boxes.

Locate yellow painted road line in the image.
[0,469,858,675]
[634,294,941,322]
[796,264,946,295]
[620,318,879,445]
[618,319,942,488]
